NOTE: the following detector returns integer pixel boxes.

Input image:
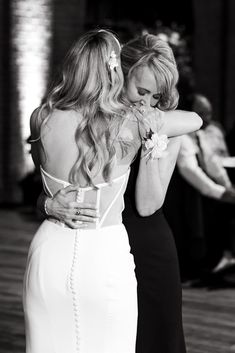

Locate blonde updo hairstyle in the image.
[35,29,127,186]
[121,34,179,110]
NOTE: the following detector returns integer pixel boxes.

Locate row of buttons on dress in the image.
[69,232,81,351]
[76,188,85,203]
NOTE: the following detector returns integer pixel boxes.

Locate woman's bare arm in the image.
[135,150,164,216]
[157,136,181,200]
[132,106,202,217]
[135,137,181,216]
[159,110,202,137]
[37,187,99,228]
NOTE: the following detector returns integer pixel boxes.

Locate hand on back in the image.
[46,185,99,229]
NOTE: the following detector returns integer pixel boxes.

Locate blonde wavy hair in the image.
[121,34,179,110]
[35,29,128,185]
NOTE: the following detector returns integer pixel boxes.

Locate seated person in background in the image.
[177,94,235,274]
[193,94,232,187]
[226,114,235,156]
[226,119,235,182]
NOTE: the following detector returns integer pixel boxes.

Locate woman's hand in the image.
[132,102,163,138]
[45,185,99,229]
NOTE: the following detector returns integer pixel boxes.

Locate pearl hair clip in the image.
[108,51,119,70]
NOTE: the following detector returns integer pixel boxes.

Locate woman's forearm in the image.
[158,137,181,198]
[135,137,181,217]
[135,148,164,217]
[161,110,202,137]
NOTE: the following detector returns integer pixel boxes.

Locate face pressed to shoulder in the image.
[125,66,161,108]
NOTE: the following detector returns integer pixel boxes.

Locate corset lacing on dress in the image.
[40,165,130,229]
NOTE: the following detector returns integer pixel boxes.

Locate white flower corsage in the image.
[108,51,119,70]
[142,129,169,159]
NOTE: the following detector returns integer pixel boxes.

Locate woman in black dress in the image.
[120,35,197,352]
[40,34,202,352]
[123,149,185,353]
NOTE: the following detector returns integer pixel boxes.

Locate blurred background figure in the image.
[165,93,235,283]
[192,94,232,188]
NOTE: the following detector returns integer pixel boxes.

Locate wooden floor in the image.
[0,208,235,353]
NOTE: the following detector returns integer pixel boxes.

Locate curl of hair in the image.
[121,34,179,111]
[34,30,128,186]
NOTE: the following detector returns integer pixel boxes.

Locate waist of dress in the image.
[29,220,129,257]
[47,217,123,230]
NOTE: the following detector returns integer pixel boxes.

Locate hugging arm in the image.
[37,187,99,229]
[135,149,164,216]
[157,137,181,199]
[159,110,203,137]
[134,107,198,217]
[135,137,181,216]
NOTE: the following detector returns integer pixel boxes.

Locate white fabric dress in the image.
[23,167,137,353]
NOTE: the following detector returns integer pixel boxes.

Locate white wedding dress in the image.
[23,166,137,353]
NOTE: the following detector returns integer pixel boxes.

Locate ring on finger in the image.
[76,209,81,216]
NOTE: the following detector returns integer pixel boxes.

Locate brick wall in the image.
[0,0,86,204]
[0,0,12,203]
[0,0,54,203]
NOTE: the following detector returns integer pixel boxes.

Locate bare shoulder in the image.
[47,109,81,128]
[40,109,81,139]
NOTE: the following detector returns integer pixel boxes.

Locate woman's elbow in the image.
[136,197,164,217]
[191,112,203,131]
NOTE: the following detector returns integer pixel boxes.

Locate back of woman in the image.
[38,107,140,228]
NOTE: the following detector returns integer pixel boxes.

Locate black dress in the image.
[123,152,186,353]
